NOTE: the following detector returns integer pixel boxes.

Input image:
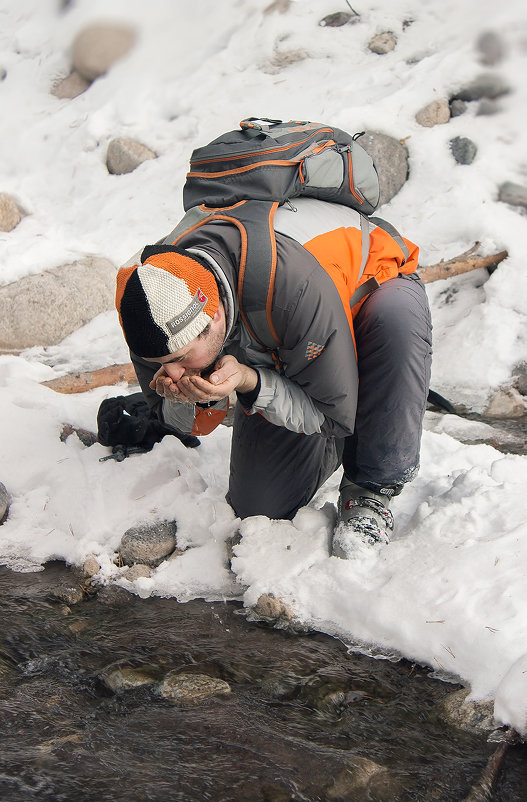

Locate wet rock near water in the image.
[450,136,478,165]
[159,671,232,706]
[121,563,152,581]
[513,362,527,396]
[101,664,160,693]
[0,256,117,352]
[484,386,526,419]
[48,581,85,606]
[82,555,101,578]
[96,583,134,606]
[0,193,23,232]
[499,181,527,210]
[72,23,136,83]
[415,99,450,128]
[106,137,157,175]
[118,520,178,567]
[0,482,10,524]
[368,31,397,55]
[358,131,409,207]
[435,688,496,734]
[326,756,402,801]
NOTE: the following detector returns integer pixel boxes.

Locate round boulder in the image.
[72,23,136,82]
[106,137,157,175]
[119,520,177,567]
[415,99,450,127]
[0,193,22,232]
[0,256,117,352]
[358,131,409,207]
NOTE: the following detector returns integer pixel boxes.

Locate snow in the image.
[1,0,527,734]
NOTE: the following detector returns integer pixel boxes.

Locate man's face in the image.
[143,303,227,382]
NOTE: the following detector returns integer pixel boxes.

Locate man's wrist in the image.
[236,365,258,394]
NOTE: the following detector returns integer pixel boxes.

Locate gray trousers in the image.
[227,275,432,519]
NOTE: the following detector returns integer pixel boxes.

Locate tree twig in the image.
[41,363,137,394]
[417,243,508,283]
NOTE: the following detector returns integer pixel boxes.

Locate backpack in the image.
[163,117,407,349]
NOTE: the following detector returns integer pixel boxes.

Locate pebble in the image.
[449,136,478,165]
[51,70,91,99]
[498,181,527,210]
[319,12,359,28]
[72,23,136,82]
[82,556,101,578]
[415,99,451,127]
[159,671,232,705]
[106,137,157,175]
[0,482,9,525]
[119,521,177,567]
[449,99,467,118]
[368,32,397,55]
[0,193,22,232]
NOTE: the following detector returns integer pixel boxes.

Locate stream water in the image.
[1,563,526,802]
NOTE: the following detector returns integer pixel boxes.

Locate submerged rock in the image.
[435,688,495,734]
[159,671,232,706]
[326,756,401,800]
[102,665,159,693]
[119,521,177,567]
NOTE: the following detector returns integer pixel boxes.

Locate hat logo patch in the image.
[166,289,208,335]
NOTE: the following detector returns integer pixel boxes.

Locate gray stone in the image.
[0,67,6,81]
[499,181,527,210]
[106,137,157,175]
[484,386,526,419]
[0,256,117,352]
[368,31,397,55]
[122,563,152,581]
[51,70,91,99]
[0,193,22,232]
[476,98,501,116]
[476,31,506,66]
[82,555,100,578]
[449,99,467,118]
[49,583,85,605]
[453,72,510,102]
[319,12,359,27]
[102,665,158,693]
[449,136,478,165]
[159,671,231,705]
[436,688,495,734]
[0,482,10,525]
[415,99,450,127]
[358,131,409,207]
[72,23,136,82]
[119,520,177,567]
[513,362,527,396]
[96,584,133,606]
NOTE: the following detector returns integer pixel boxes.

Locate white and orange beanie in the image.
[116,245,220,358]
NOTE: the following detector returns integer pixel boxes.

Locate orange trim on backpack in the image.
[191,405,228,436]
[190,129,335,165]
[347,151,365,206]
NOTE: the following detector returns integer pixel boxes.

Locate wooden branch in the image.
[42,363,137,394]
[418,243,508,283]
[463,728,516,802]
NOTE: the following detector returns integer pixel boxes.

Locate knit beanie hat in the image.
[116,244,220,358]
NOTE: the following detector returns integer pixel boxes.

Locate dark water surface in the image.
[1,563,526,802]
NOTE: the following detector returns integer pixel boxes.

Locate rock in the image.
[498,181,527,210]
[415,99,450,127]
[106,137,157,175]
[253,593,296,622]
[96,584,133,606]
[266,49,309,73]
[358,131,409,207]
[0,193,22,232]
[0,256,117,352]
[51,70,91,99]
[327,757,400,801]
[159,671,231,706]
[484,386,526,419]
[449,136,478,165]
[435,688,495,734]
[319,12,359,27]
[82,556,100,578]
[49,583,84,605]
[119,521,177,567]
[0,67,6,81]
[476,31,506,66]
[452,72,510,102]
[102,665,158,693]
[513,362,527,396]
[476,98,501,115]
[368,32,397,55]
[72,23,136,82]
[449,99,467,118]
[122,563,152,581]
[0,482,10,524]
[264,0,291,13]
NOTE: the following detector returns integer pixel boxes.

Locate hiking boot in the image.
[331,478,394,558]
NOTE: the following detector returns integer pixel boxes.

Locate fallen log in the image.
[417,243,508,283]
[40,243,509,394]
[42,363,137,394]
